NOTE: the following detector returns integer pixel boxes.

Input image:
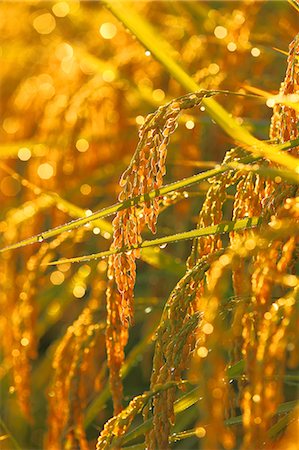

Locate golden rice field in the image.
[0,1,298,449]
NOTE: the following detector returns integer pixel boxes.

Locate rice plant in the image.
[0,1,298,449]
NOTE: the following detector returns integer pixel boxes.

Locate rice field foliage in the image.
[0,1,298,449]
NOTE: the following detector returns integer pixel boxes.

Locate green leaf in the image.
[267,410,296,439]
[104,1,299,172]
[46,217,262,266]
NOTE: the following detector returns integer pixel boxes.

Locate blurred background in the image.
[0,1,298,449]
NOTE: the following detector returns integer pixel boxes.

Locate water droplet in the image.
[172,433,178,441]
[37,235,44,242]
[159,243,167,249]
[93,227,101,235]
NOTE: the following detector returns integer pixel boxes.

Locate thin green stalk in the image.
[0,162,185,277]
[1,133,298,254]
[46,217,262,266]
[0,417,22,450]
[0,152,256,253]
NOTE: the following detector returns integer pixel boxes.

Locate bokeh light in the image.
[52,2,70,17]
[37,163,54,180]
[33,13,56,35]
[76,138,89,152]
[99,22,117,39]
[214,26,228,39]
[18,147,32,161]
